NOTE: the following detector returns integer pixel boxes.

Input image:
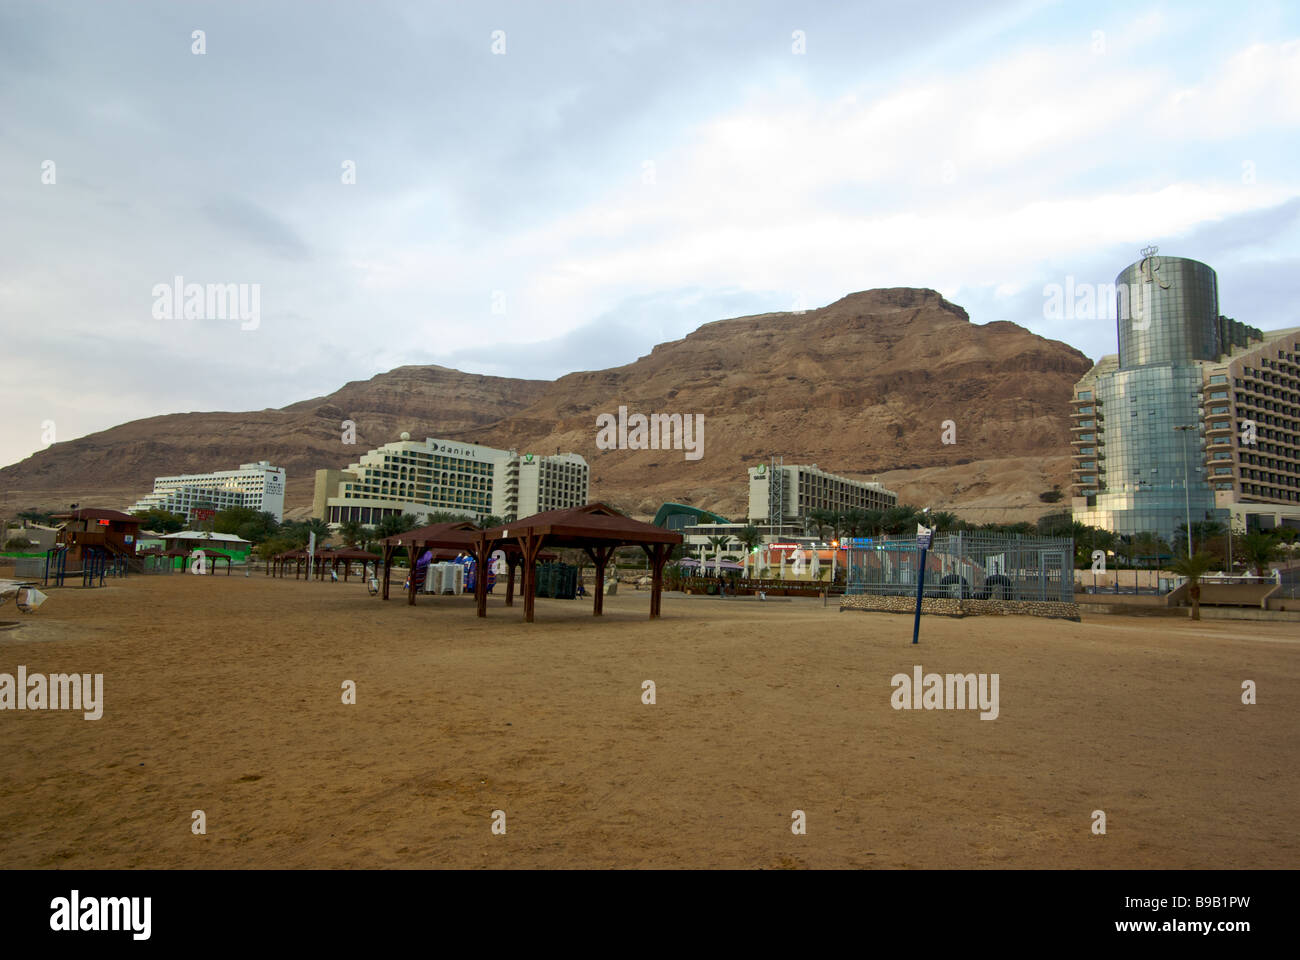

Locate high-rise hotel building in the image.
[312,434,589,526]
[128,460,286,522]
[1071,252,1300,541]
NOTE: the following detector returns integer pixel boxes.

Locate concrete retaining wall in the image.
[840,593,1080,621]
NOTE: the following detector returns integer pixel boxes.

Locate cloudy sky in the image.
[3,0,1298,469]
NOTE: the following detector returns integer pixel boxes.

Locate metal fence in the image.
[844,532,1074,603]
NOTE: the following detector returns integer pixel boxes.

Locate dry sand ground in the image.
[0,574,1296,869]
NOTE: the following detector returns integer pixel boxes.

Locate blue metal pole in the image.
[911,546,928,645]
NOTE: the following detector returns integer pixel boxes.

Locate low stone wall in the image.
[839,593,1080,621]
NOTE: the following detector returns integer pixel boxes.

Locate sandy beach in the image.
[1,574,1295,869]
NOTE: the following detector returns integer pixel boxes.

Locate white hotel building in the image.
[747,461,897,528]
[312,434,589,526]
[128,460,287,522]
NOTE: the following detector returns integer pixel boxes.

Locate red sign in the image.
[97,519,110,526]
[192,508,216,524]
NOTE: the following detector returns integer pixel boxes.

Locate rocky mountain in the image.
[0,288,1092,523]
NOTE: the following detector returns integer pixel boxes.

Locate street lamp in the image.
[1173,425,1196,556]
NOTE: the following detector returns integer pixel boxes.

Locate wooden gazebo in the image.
[319,547,381,582]
[380,522,559,607]
[473,503,682,622]
[380,522,481,605]
[269,546,381,582]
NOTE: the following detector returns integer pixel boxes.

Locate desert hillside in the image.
[0,288,1091,523]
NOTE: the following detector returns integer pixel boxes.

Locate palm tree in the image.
[1197,519,1226,541]
[478,515,504,529]
[276,521,310,548]
[848,507,872,538]
[1132,531,1162,567]
[807,509,832,541]
[1170,552,1215,620]
[929,511,960,533]
[882,505,919,536]
[1068,521,1093,566]
[1239,533,1278,577]
[376,512,419,539]
[861,509,884,538]
[736,524,761,554]
[339,519,365,548]
[303,517,330,542]
[1115,533,1134,568]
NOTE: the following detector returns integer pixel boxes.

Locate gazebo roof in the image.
[382,521,480,549]
[274,548,321,559]
[317,547,379,561]
[52,508,142,524]
[481,503,682,548]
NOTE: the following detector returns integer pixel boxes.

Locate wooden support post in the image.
[382,544,392,600]
[505,555,518,607]
[522,532,545,623]
[650,543,668,618]
[407,542,421,605]
[585,544,615,616]
[473,536,497,618]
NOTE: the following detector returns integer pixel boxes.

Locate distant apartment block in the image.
[312,434,589,526]
[129,460,286,522]
[747,460,897,527]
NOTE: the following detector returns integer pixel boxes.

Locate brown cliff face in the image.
[0,290,1091,522]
